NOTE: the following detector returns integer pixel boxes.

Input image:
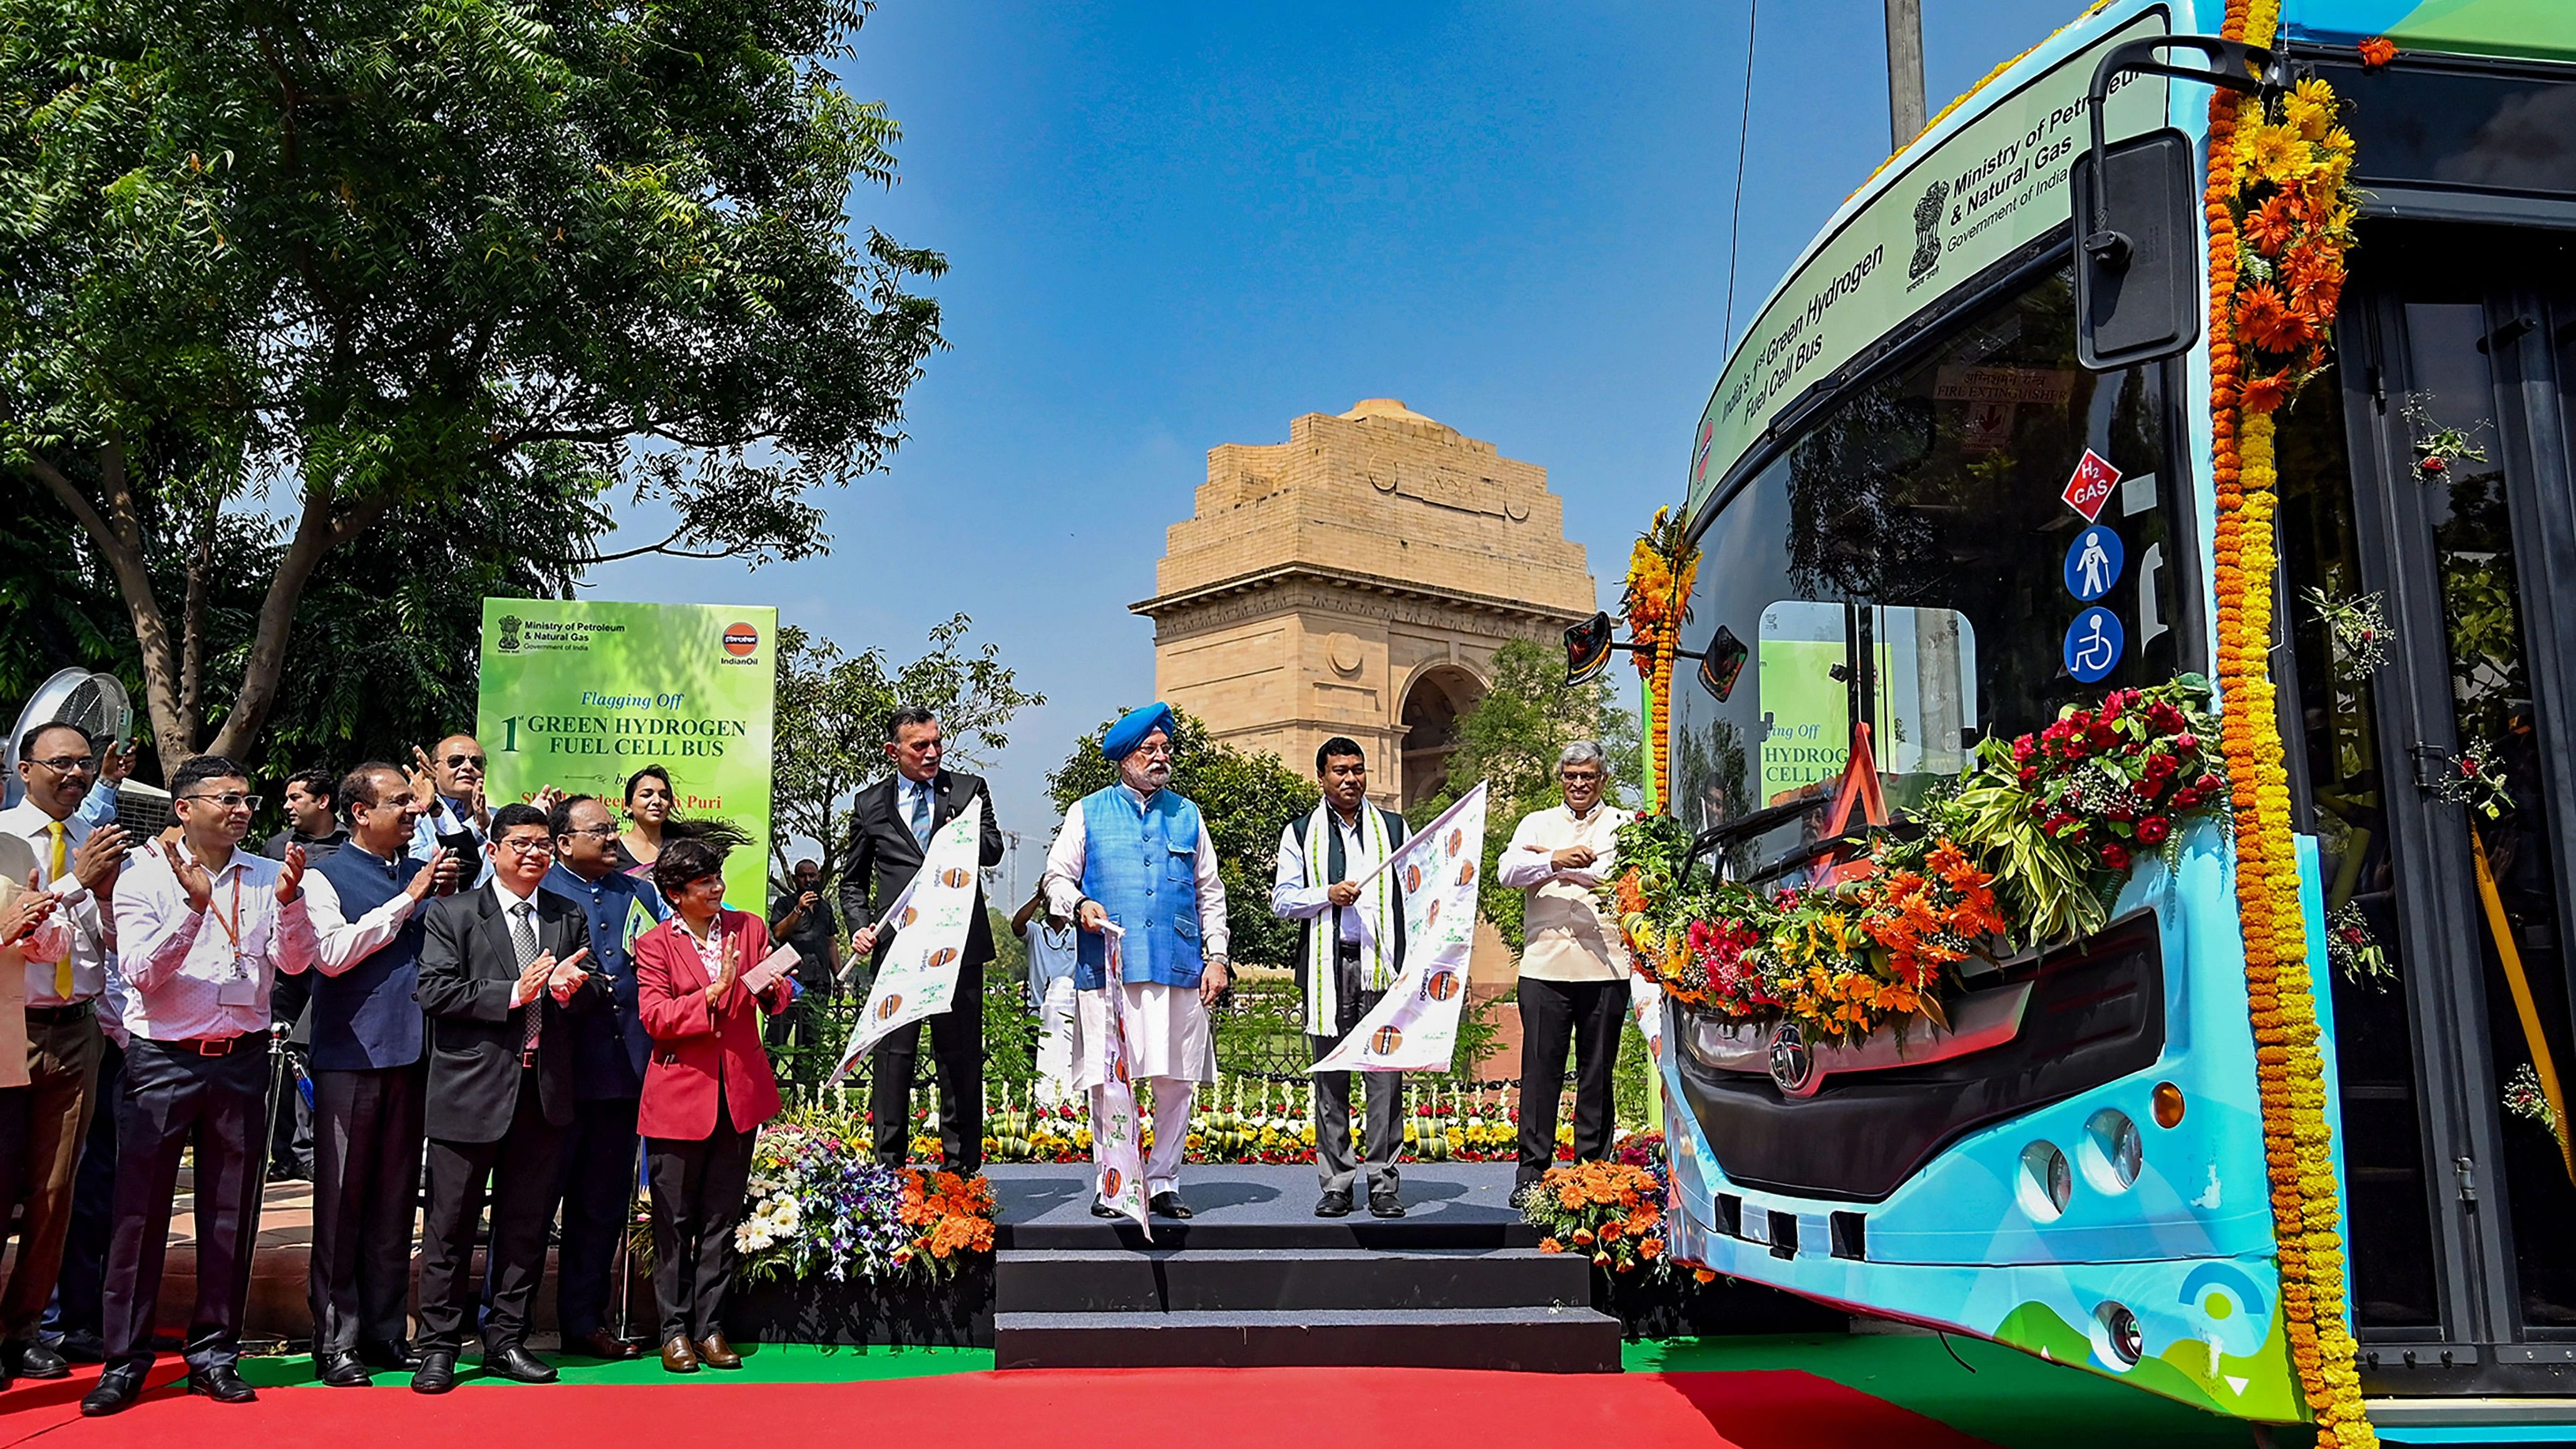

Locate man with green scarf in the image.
[1271,737,1409,1219]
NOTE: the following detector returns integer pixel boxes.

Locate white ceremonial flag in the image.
[1311,782,1489,1074]
[1090,924,1151,1236]
[828,796,986,1086]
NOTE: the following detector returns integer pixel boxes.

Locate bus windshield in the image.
[1673,264,2186,871]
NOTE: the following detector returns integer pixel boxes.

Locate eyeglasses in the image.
[1559,771,1604,785]
[443,753,486,769]
[496,836,554,856]
[180,792,262,811]
[560,824,620,839]
[28,755,97,776]
[1131,744,1174,759]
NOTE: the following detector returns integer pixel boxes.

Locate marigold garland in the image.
[1623,506,1700,806]
[2206,11,2374,1443]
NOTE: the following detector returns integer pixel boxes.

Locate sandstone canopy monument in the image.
[1136,399,1597,811]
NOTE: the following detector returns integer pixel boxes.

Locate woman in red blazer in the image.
[634,839,791,1373]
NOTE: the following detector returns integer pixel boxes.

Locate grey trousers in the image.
[1309,963,1401,1194]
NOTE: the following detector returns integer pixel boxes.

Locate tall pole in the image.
[1885,0,1926,150]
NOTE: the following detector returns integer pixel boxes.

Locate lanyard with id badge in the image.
[206,871,262,1008]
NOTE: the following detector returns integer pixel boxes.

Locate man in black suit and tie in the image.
[411,803,604,1393]
[838,707,1004,1174]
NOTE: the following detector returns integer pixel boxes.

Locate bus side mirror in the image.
[2072,128,2202,371]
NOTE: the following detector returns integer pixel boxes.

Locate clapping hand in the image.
[530,786,565,814]
[515,953,556,1006]
[405,846,459,903]
[275,842,307,904]
[406,747,442,811]
[707,933,741,1005]
[71,824,131,893]
[3,873,59,945]
[547,946,592,1002]
[162,841,214,913]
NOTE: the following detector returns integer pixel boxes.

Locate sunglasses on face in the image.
[180,792,262,811]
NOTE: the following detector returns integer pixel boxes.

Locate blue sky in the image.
[586,0,2085,891]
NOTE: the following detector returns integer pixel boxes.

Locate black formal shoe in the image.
[187,1363,259,1403]
[81,1366,148,1416]
[1090,1201,1121,1217]
[482,1343,558,1384]
[1148,1191,1194,1220]
[570,1329,641,1361]
[7,1339,69,1379]
[1314,1189,1354,1218]
[411,1348,458,1394]
[318,1348,373,1386]
[1368,1184,1407,1219]
[359,1338,426,1372]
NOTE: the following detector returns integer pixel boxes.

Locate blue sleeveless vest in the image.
[308,844,428,1072]
[1074,785,1208,990]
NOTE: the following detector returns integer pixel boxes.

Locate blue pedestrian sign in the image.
[2064,525,2125,602]
[2064,607,2125,684]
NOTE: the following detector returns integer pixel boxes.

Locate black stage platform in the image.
[986,1163,1621,1372]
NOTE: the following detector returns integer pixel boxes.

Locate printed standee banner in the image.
[1311,782,1490,1075]
[476,599,777,912]
[1090,923,1151,1236]
[829,796,985,1085]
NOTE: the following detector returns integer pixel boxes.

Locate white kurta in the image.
[1040,786,1228,1086]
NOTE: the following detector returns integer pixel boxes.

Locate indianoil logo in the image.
[927,946,958,970]
[1456,860,1476,886]
[875,993,903,1021]
[939,867,972,889]
[722,622,760,657]
[1421,970,1461,1003]
[1370,1025,1404,1055]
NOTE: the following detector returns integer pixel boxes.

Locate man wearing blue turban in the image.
[1040,704,1229,1218]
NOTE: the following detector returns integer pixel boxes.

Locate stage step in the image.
[992,1306,1622,1372]
[997,1246,1591,1314]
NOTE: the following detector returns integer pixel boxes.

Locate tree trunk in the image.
[204,489,389,762]
[22,446,195,779]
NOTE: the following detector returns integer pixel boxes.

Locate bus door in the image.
[2280,225,2576,1395]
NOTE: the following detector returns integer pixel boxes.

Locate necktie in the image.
[511,901,543,1053]
[46,822,71,998]
[909,781,933,849]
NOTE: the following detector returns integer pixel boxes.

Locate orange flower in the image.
[2244,193,2302,255]
[1638,1237,1665,1258]
[2241,374,2289,415]
[2359,36,2396,68]
[2236,284,2315,354]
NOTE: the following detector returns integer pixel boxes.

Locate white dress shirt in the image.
[898,774,942,837]
[1040,786,1229,960]
[113,841,319,1042]
[1271,809,1387,945]
[302,843,425,975]
[489,878,551,1008]
[0,798,113,1008]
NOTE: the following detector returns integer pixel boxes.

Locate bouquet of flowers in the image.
[1522,1160,1666,1275]
[735,1110,998,1286]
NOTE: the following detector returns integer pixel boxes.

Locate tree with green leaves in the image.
[1410,638,1638,950]
[1,0,943,777]
[1045,707,1318,971]
[770,615,1041,890]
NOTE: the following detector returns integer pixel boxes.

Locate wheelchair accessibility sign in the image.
[2064,607,2125,684]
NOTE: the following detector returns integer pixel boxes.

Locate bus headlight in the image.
[2018,1140,2072,1221]
[2081,1109,2143,1192]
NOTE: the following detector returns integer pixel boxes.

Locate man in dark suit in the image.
[412,803,604,1393]
[838,706,1004,1174]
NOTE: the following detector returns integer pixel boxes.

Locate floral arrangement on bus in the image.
[1603,675,2223,1044]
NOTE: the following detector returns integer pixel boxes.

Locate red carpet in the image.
[1,1363,1998,1449]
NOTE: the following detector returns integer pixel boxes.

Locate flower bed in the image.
[1606,677,2225,1049]
[735,1109,996,1288]
[979,1078,1536,1165]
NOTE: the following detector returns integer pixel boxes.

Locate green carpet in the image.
[1628,1334,2309,1449]
[239,1343,995,1388]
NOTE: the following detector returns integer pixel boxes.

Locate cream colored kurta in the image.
[1495,802,1626,983]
